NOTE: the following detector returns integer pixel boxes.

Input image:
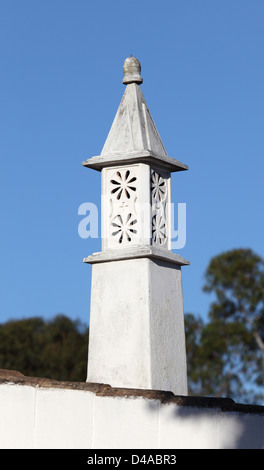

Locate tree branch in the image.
[240,307,264,353]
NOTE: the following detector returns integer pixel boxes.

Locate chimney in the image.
[82,57,189,395]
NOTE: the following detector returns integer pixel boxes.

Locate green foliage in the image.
[186,248,264,404]
[204,248,264,320]
[0,315,88,382]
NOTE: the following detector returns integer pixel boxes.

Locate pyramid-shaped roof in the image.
[83,57,188,173]
[101,83,168,157]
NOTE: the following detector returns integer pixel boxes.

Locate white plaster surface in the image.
[0,384,36,448]
[87,258,188,395]
[149,260,188,394]
[34,388,94,449]
[0,382,264,449]
[87,258,151,389]
[158,403,218,449]
[92,395,159,449]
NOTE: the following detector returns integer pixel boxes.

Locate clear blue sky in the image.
[1,0,263,325]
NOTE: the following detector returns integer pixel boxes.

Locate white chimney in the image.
[83,56,189,395]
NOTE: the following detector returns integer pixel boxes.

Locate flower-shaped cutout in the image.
[111,170,137,200]
[152,213,167,245]
[151,171,167,202]
[111,213,137,243]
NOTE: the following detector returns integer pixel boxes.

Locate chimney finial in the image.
[122,56,143,85]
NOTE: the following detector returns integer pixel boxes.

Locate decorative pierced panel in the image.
[151,169,170,248]
[105,167,139,248]
[103,165,170,250]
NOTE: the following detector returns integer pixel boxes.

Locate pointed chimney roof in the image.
[83,57,188,172]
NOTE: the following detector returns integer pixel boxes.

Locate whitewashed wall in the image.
[0,372,264,449]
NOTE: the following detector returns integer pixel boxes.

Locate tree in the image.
[204,248,264,352]
[0,315,88,382]
[186,248,264,404]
